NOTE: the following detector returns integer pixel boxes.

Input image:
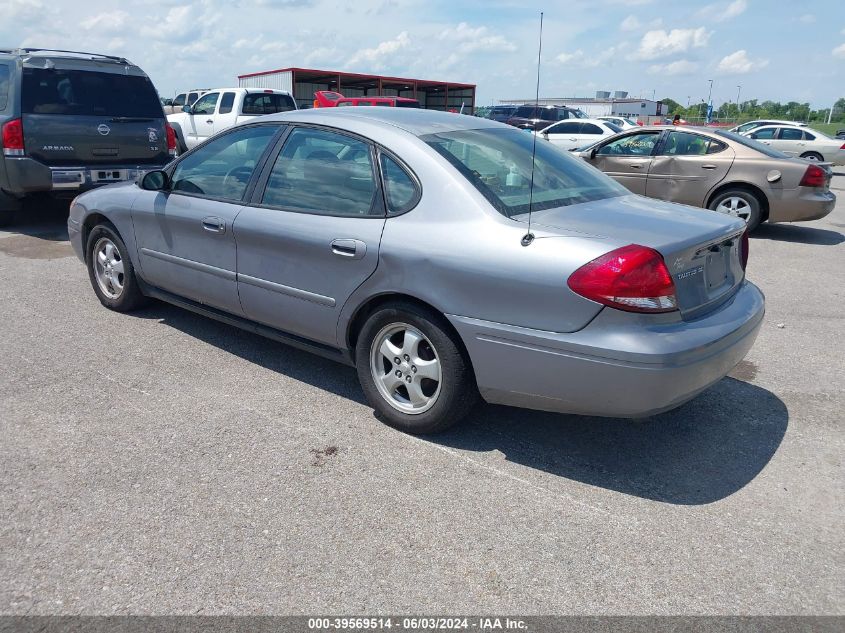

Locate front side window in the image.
[662,131,710,156]
[173,94,186,107]
[750,127,776,140]
[192,92,218,115]
[380,154,419,215]
[187,92,201,105]
[597,132,660,156]
[423,127,627,218]
[219,92,236,115]
[21,68,162,117]
[734,122,759,134]
[261,127,379,216]
[170,125,278,200]
[0,65,9,110]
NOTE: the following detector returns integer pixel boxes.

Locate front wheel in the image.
[708,189,763,231]
[355,303,478,434]
[86,224,148,312]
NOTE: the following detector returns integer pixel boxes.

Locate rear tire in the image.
[355,302,478,434]
[708,188,763,231]
[800,152,823,162]
[86,224,148,312]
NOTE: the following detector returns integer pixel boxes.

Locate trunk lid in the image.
[527,194,747,317]
[23,114,169,166]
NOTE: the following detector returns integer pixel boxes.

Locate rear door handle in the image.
[202,217,226,233]
[331,238,367,260]
[702,164,717,169]
[627,163,643,169]
[206,119,214,124]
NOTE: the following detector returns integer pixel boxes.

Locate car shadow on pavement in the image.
[135,302,788,507]
[1,198,70,241]
[752,223,843,246]
[434,378,788,506]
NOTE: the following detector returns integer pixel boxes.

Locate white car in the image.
[742,125,845,164]
[535,118,623,151]
[730,119,807,134]
[596,116,639,130]
[167,88,297,152]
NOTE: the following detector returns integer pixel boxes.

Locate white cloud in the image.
[721,0,747,20]
[647,59,699,75]
[636,27,711,60]
[833,43,845,58]
[347,31,412,70]
[140,6,202,43]
[6,0,44,20]
[437,22,516,54]
[554,46,620,68]
[798,14,816,23]
[80,11,130,33]
[717,49,769,74]
[620,16,640,31]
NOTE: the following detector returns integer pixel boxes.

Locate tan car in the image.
[576,126,836,229]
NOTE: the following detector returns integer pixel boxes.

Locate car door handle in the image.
[627,163,643,169]
[331,238,367,260]
[206,119,214,124]
[702,164,717,169]
[202,217,226,233]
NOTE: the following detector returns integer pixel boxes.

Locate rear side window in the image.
[219,92,235,114]
[261,127,379,216]
[581,123,604,135]
[780,128,802,141]
[662,131,710,156]
[21,68,162,117]
[242,93,296,115]
[0,65,10,110]
[380,154,419,215]
[803,131,816,141]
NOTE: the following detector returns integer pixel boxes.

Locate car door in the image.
[773,127,805,156]
[747,126,778,149]
[578,122,611,148]
[645,131,734,206]
[130,124,281,315]
[542,121,582,149]
[234,126,388,347]
[588,130,662,194]
[184,91,219,148]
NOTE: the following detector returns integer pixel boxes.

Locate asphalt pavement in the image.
[1,180,843,615]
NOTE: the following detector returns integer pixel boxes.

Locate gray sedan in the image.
[68,109,764,434]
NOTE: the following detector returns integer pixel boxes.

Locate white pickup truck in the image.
[166,88,297,152]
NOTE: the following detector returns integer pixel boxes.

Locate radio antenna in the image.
[522,11,543,247]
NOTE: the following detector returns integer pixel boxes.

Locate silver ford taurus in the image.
[68,108,765,434]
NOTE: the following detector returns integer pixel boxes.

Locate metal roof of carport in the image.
[236,66,476,90]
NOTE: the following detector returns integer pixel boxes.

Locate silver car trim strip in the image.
[237,274,336,308]
[139,248,236,281]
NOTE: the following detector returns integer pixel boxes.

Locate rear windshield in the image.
[0,65,10,110]
[423,127,627,217]
[714,129,791,159]
[242,93,296,115]
[21,68,162,117]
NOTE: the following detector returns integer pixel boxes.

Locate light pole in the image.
[707,79,713,122]
[736,85,742,114]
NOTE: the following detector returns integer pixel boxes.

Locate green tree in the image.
[660,97,682,114]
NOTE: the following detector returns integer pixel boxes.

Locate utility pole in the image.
[736,85,742,113]
[707,79,714,123]
[828,101,835,125]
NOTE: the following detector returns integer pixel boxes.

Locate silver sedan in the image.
[68,108,765,434]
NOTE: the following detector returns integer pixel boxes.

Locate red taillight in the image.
[841,143,845,150]
[2,118,24,156]
[165,123,177,156]
[799,164,826,188]
[740,230,749,271]
[568,244,678,313]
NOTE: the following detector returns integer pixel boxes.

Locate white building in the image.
[500,92,666,123]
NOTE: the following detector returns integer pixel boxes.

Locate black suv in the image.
[505,104,587,131]
[0,48,175,226]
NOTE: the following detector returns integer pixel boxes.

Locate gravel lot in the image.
[1,178,843,615]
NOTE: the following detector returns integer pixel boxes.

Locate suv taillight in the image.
[740,230,749,271]
[568,244,678,313]
[799,164,826,188]
[165,123,177,156]
[2,118,24,156]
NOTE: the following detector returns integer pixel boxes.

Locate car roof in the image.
[262,107,501,136]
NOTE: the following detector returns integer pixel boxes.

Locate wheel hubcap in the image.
[93,237,125,299]
[370,323,442,415]
[716,196,752,223]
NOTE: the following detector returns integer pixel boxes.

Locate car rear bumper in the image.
[3,157,168,196]
[447,280,765,418]
[767,188,836,223]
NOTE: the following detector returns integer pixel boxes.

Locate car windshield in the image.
[21,68,162,117]
[423,127,627,218]
[714,130,791,159]
[572,109,588,119]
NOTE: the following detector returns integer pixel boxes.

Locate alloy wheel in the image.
[715,196,752,223]
[92,237,125,299]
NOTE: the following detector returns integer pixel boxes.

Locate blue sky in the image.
[2,0,843,109]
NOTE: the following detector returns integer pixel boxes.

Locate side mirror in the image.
[182,105,192,114]
[589,147,598,159]
[140,170,169,191]
[542,131,549,139]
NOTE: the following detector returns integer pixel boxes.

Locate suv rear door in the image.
[20,66,169,166]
